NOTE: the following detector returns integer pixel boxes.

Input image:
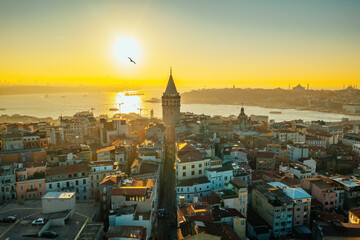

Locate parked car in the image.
[42,231,58,239]
[1,216,17,223]
[32,218,46,225]
[158,209,166,218]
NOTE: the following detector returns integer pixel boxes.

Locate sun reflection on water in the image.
[114,92,142,115]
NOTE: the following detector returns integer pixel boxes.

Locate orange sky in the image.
[0,1,359,90]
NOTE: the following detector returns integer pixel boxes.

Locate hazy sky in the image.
[0,0,359,89]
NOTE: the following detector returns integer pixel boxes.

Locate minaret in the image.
[162,67,181,144]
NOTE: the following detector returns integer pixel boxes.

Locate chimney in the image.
[179,196,185,208]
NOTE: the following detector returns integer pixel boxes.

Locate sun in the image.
[112,36,141,65]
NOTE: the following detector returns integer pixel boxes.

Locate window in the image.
[76,180,79,186]
[49,184,52,189]
[199,170,202,174]
[57,183,60,188]
[183,166,186,170]
[183,172,186,177]
[83,179,86,184]
[39,183,42,188]
[191,171,195,176]
[199,164,202,168]
[91,176,93,180]
[20,186,23,191]
[192,165,195,169]
[83,187,86,192]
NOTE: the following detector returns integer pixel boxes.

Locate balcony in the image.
[26,188,37,192]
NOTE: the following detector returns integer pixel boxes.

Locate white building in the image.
[272,130,305,143]
[100,117,130,146]
[226,178,248,216]
[305,136,327,149]
[232,162,252,184]
[222,146,247,164]
[279,162,314,180]
[137,141,163,163]
[205,162,234,191]
[343,134,360,147]
[287,143,309,161]
[176,177,212,203]
[108,205,152,240]
[353,144,360,154]
[42,191,76,215]
[45,163,90,200]
[267,144,282,158]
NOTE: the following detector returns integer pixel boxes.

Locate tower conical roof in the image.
[164,68,178,94]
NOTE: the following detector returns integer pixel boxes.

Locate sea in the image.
[1,90,360,122]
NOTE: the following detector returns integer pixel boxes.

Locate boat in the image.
[270,111,282,114]
[144,98,161,103]
[0,108,6,111]
[109,108,119,111]
[125,91,144,96]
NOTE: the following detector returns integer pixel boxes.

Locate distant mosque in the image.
[292,84,308,91]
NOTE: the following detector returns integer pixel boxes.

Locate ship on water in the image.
[124,91,144,96]
[270,111,282,114]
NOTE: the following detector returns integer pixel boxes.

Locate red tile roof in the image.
[179,150,203,163]
[111,187,147,196]
[100,175,122,185]
[46,162,89,177]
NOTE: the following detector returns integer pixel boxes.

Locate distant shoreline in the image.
[181,87,360,117]
[181,102,360,117]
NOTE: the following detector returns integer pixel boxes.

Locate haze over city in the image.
[1,1,360,240]
[1,0,360,90]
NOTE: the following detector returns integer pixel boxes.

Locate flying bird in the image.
[128,57,136,64]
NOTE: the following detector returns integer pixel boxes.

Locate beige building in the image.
[111,179,157,212]
[89,160,117,200]
[42,191,76,216]
[175,156,211,181]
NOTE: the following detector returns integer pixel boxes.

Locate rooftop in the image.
[111,187,147,196]
[254,184,293,206]
[229,177,247,189]
[96,145,115,154]
[333,178,360,188]
[46,162,89,177]
[106,226,146,239]
[177,177,210,187]
[164,70,178,95]
[100,175,122,186]
[42,191,75,199]
[268,182,311,200]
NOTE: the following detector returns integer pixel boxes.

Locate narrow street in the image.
[156,145,177,240]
